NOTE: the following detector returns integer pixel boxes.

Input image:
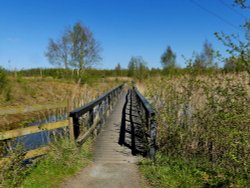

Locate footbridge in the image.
[0,84,157,188]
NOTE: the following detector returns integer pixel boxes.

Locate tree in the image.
[224,56,238,72]
[127,56,148,79]
[138,60,148,79]
[234,0,250,8]
[128,58,136,77]
[45,22,101,70]
[45,29,71,69]
[215,0,250,72]
[161,46,176,70]
[193,54,206,69]
[70,22,101,70]
[193,40,215,69]
[115,63,121,76]
[203,40,214,67]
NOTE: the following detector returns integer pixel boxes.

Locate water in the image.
[1,111,69,157]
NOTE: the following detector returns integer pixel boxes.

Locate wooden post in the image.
[149,114,157,159]
[108,96,112,113]
[67,97,75,141]
[88,109,94,128]
[97,103,102,134]
[72,116,80,139]
[69,117,75,141]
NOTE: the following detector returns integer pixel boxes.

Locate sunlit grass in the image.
[139,154,202,188]
[21,139,92,188]
[1,138,93,188]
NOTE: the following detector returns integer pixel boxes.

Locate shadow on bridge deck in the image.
[119,89,148,157]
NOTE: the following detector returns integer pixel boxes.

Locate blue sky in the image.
[0,0,249,69]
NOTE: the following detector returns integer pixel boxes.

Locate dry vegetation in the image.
[0,76,119,131]
[140,72,250,187]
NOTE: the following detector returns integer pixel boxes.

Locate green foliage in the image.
[115,63,122,76]
[234,0,250,8]
[16,68,129,82]
[214,2,250,73]
[144,72,250,187]
[192,40,217,70]
[0,66,8,92]
[0,143,29,188]
[215,31,250,73]
[0,67,12,101]
[161,46,177,70]
[127,56,149,80]
[140,153,249,188]
[78,71,100,85]
[139,154,202,188]
[0,139,92,188]
[22,139,92,188]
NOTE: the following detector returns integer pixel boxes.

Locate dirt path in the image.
[61,91,144,188]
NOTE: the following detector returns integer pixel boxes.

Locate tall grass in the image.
[140,72,250,187]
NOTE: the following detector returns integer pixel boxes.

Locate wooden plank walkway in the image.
[61,91,143,188]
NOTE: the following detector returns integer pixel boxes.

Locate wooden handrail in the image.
[70,84,124,118]
[69,84,124,140]
[0,120,68,140]
[133,86,155,116]
[133,86,157,159]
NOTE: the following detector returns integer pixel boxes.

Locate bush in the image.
[0,66,8,91]
[143,72,250,187]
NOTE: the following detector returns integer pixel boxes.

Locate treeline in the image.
[0,64,245,84]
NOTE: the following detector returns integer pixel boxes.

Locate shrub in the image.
[0,66,8,92]
[143,72,250,187]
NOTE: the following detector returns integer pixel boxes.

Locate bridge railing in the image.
[69,84,124,145]
[0,84,124,165]
[133,86,157,159]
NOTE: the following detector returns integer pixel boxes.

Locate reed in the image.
[140,72,250,187]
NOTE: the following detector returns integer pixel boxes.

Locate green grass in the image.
[139,153,249,188]
[139,154,203,188]
[2,138,92,188]
[22,139,92,188]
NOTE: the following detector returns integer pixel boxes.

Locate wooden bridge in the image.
[0,84,156,187]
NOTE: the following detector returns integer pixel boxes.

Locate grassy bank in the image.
[139,154,202,188]
[139,153,249,188]
[1,139,93,188]
[0,75,120,131]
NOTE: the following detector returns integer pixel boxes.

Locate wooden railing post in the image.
[149,114,157,159]
[72,116,80,139]
[69,117,75,141]
[99,102,104,127]
[107,96,111,116]
[88,109,94,128]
